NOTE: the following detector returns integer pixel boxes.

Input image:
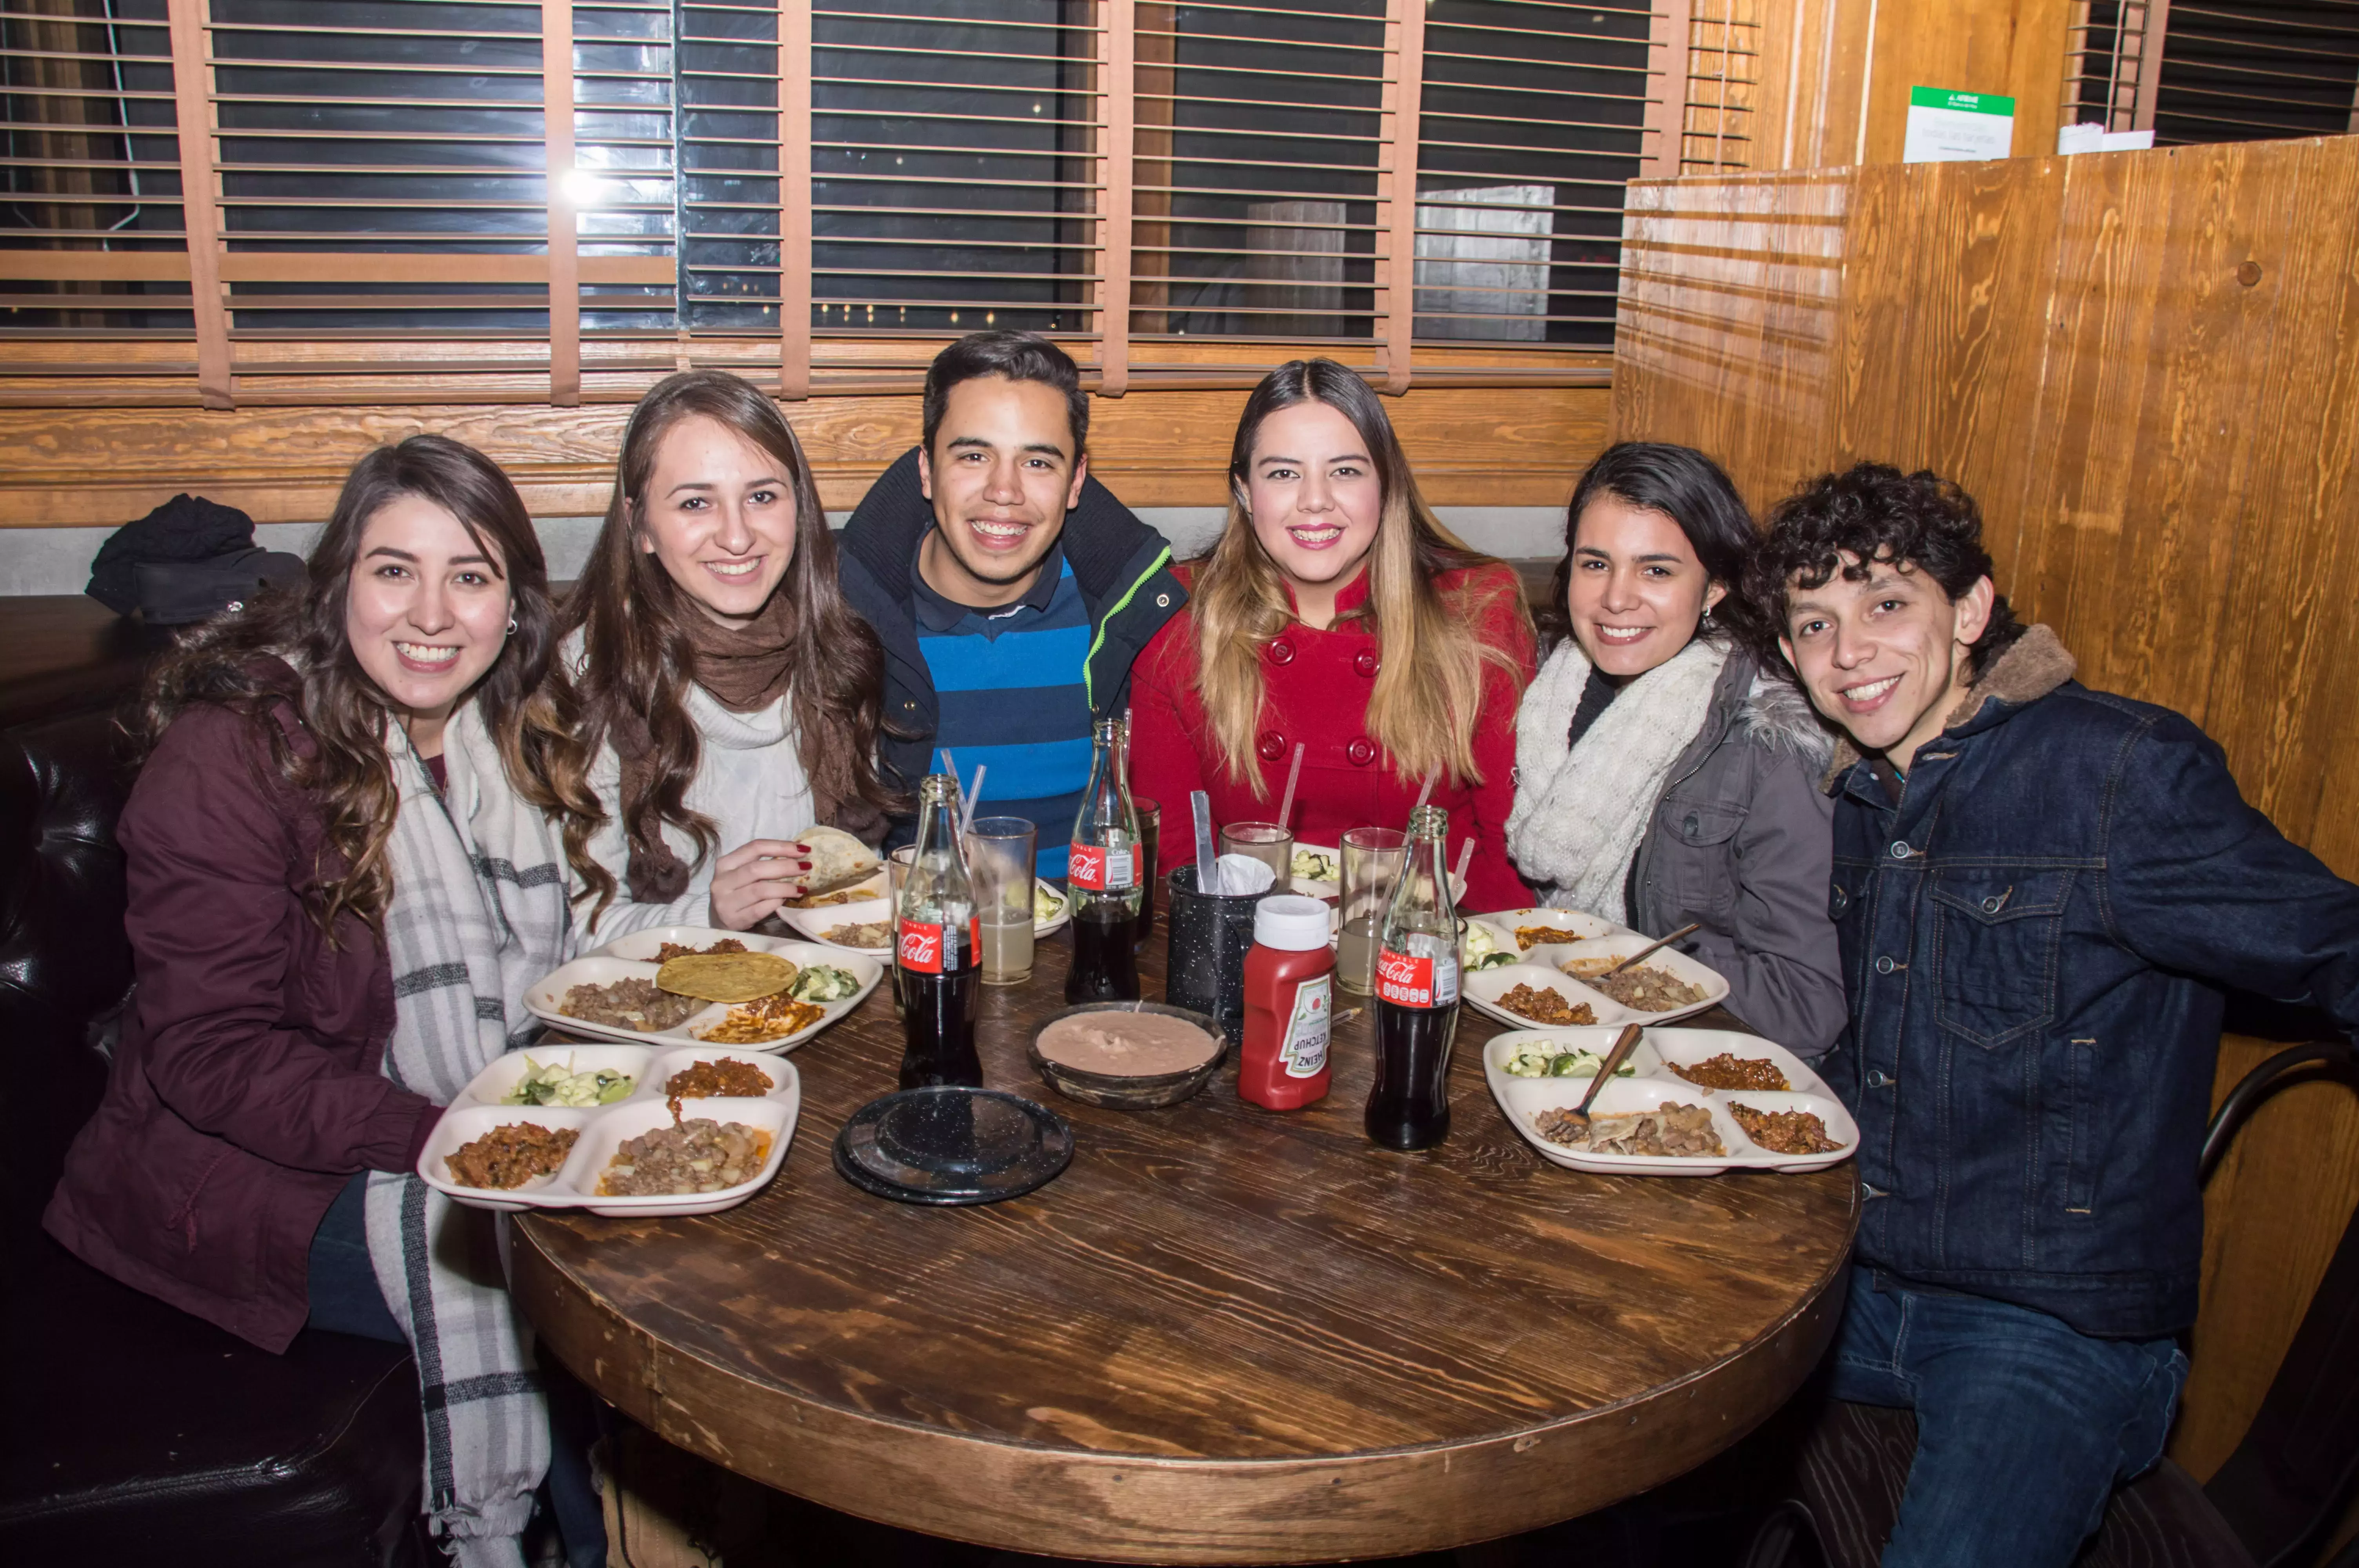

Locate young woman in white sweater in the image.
[562,370,894,945]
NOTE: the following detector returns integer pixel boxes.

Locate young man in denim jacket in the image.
[1749,462,2359,1568]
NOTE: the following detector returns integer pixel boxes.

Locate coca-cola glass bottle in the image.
[1367,804,1461,1150]
[1065,717,1143,1002]
[896,774,983,1089]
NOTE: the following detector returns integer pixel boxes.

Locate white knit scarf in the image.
[365,701,572,1568]
[1506,637,1728,925]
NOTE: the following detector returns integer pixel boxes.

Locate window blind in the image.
[2,0,1734,408]
[2064,1,2359,145]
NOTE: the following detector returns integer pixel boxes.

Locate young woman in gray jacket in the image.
[1505,442,1846,1057]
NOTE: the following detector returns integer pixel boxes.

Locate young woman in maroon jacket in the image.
[42,437,601,1563]
[1129,359,1538,911]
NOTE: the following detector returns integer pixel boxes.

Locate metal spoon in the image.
[1597,922,1702,980]
[1556,1022,1647,1135]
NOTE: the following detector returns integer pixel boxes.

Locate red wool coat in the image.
[1129,562,1537,913]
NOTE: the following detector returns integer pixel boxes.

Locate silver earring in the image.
[506,616,518,635]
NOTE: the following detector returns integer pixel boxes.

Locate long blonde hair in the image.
[1189,359,1529,798]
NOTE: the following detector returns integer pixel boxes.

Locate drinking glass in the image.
[1131,797,1161,947]
[887,844,919,1015]
[965,817,1037,987]
[1337,826,1408,995]
[1220,821,1294,884]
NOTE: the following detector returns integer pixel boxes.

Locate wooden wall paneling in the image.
[0,384,1613,524]
[1613,170,1850,493]
[1858,0,2073,166]
[1749,0,2073,174]
[2194,138,2359,859]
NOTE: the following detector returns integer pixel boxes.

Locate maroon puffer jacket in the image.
[44,686,439,1352]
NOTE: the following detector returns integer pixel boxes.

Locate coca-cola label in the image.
[1067,842,1134,892]
[1375,946,1460,1008]
[898,916,980,974]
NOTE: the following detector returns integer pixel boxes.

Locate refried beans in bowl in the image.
[1036,1011,1222,1078]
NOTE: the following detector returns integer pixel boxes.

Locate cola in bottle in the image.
[896,774,983,1089]
[1367,804,1462,1150]
[1065,717,1142,1003]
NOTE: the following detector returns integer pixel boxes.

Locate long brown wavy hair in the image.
[1190,359,1530,797]
[561,369,893,921]
[136,435,587,936]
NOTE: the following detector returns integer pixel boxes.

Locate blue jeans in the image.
[1828,1266,2188,1568]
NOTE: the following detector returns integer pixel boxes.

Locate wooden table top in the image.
[513,928,1858,1564]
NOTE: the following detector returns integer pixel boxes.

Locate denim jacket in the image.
[1826,627,2359,1338]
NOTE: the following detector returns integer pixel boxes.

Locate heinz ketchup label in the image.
[1375,945,1460,1008]
[1067,842,1134,892]
[898,916,981,974]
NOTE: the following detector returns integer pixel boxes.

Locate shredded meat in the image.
[559,977,703,1033]
[1514,924,1576,951]
[445,1123,578,1189]
[598,1119,772,1197]
[1563,959,1708,1011]
[1667,1053,1790,1091]
[1496,984,1596,1026]
[1730,1103,1843,1155]
[664,1057,774,1118]
[1536,1102,1723,1157]
[653,938,748,963]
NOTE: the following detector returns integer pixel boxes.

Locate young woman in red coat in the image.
[1129,358,1537,911]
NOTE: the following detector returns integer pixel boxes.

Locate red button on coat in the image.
[1258,731,1287,761]
[1353,648,1380,677]
[1347,738,1377,766]
[1267,639,1296,666]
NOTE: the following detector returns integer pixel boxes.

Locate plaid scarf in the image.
[365,701,572,1568]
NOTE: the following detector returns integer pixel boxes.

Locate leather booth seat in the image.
[0,681,431,1565]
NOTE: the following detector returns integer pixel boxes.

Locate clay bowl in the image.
[1027,1001,1227,1111]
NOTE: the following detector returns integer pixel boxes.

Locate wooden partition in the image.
[1612,136,2359,1479]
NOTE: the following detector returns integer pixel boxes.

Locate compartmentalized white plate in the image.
[1481,1026,1854,1177]
[1525,933,1731,1027]
[454,1042,801,1111]
[559,1092,799,1218]
[422,1054,801,1215]
[1478,907,1623,948]
[527,929,881,1051]
[781,878,1073,955]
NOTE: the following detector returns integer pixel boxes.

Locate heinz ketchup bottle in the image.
[1239,894,1335,1110]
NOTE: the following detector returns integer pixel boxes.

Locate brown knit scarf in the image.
[615,594,800,903]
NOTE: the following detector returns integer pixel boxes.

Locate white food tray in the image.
[420,1044,800,1215]
[1461,922,1730,1031]
[530,926,882,1050]
[1482,1026,1852,1176]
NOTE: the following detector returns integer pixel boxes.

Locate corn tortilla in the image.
[656,950,797,1004]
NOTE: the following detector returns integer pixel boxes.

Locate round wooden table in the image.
[513,930,1857,1564]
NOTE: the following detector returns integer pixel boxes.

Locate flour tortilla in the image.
[798,825,881,896]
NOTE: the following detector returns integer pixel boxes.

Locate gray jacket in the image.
[1627,650,1848,1057]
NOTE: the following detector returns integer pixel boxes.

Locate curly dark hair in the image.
[1746,462,2025,677]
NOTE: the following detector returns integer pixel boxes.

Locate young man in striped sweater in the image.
[839,331,1188,876]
